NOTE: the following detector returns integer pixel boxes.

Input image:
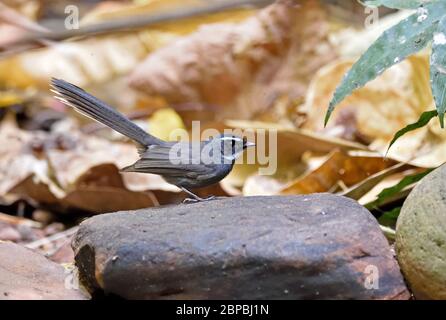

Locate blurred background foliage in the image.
[0,0,442,260]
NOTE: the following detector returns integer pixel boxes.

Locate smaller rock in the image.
[396,164,446,299]
[32,209,56,224]
[0,241,88,300]
[0,224,21,242]
[49,238,75,264]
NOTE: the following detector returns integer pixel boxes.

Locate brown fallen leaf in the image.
[0,212,60,245]
[81,0,255,34]
[0,212,42,228]
[242,175,286,196]
[47,239,74,264]
[26,226,78,264]
[0,1,45,52]
[301,12,446,168]
[48,114,183,193]
[0,222,22,242]
[340,163,409,201]
[279,150,395,195]
[358,171,417,208]
[0,212,42,243]
[0,115,164,213]
[372,122,446,168]
[130,0,336,122]
[328,10,412,60]
[302,55,432,143]
[62,187,157,213]
[0,114,63,198]
[300,50,446,168]
[0,0,256,89]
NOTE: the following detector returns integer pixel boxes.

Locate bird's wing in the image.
[123,142,211,177]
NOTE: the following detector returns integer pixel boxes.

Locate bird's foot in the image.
[180,187,217,204]
[182,195,216,204]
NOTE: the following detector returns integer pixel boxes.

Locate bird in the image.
[50,78,255,202]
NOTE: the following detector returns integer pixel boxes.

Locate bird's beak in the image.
[245,141,256,148]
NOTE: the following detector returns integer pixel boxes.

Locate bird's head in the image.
[215,134,255,162]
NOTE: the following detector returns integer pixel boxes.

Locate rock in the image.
[72,194,409,300]
[0,224,21,242]
[0,241,88,300]
[396,164,446,299]
[49,238,75,264]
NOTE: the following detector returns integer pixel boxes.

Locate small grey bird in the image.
[50,78,254,202]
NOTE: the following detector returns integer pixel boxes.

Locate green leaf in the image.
[366,168,433,210]
[378,207,401,227]
[430,15,446,127]
[325,2,446,126]
[341,163,406,200]
[376,169,433,202]
[386,110,437,153]
[361,0,439,9]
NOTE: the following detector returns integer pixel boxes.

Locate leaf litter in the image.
[0,0,441,266]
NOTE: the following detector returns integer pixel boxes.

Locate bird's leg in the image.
[181,187,216,203]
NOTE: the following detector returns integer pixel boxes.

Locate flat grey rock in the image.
[72,194,409,299]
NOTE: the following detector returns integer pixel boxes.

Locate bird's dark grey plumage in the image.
[50,78,254,201]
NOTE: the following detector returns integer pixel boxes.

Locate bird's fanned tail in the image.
[50,78,165,149]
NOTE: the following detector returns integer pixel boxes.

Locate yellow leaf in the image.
[81,0,255,35]
[147,108,185,141]
[0,91,23,107]
[129,0,336,121]
[303,55,433,142]
[0,0,256,89]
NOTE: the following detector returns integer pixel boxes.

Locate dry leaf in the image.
[147,108,186,141]
[0,1,43,49]
[0,115,62,198]
[0,0,255,89]
[357,171,414,207]
[279,150,395,195]
[242,175,286,196]
[340,163,408,200]
[130,0,336,121]
[328,10,413,60]
[81,0,255,34]
[62,187,156,213]
[303,11,446,168]
[0,116,174,213]
[302,54,433,142]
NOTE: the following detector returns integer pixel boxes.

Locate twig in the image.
[2,0,272,49]
[26,226,78,249]
[0,3,48,33]
[380,225,396,241]
[0,212,42,228]
[45,237,71,257]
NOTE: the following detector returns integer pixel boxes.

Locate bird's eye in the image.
[242,137,247,146]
